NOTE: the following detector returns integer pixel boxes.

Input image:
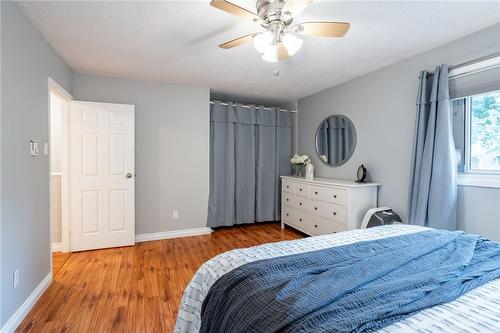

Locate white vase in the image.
[305,163,314,180]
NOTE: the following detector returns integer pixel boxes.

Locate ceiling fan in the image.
[210,0,350,76]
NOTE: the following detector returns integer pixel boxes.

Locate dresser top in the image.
[281,176,381,188]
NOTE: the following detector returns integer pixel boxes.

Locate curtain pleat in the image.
[234,104,256,224]
[408,65,457,230]
[275,111,293,220]
[208,101,293,227]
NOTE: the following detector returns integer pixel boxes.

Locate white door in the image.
[70,101,135,251]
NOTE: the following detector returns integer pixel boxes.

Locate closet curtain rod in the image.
[209,101,297,113]
[425,52,500,78]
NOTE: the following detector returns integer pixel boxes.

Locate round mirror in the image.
[315,115,357,167]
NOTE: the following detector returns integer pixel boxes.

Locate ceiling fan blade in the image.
[277,43,289,60]
[210,0,259,20]
[282,0,313,18]
[219,33,256,49]
[296,22,350,37]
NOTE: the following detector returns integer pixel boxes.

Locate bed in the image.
[174,224,500,333]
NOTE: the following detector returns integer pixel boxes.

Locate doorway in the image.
[48,79,135,267]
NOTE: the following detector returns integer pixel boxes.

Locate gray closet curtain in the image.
[208,101,293,227]
[317,117,354,165]
[408,65,457,230]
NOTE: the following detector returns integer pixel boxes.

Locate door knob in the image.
[126,172,133,179]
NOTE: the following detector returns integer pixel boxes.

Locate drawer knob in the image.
[333,194,337,198]
[299,202,302,206]
[299,218,302,222]
[286,185,289,188]
[333,212,337,216]
[314,224,318,228]
[315,191,318,195]
[314,207,318,210]
[299,188,302,191]
[286,213,289,216]
[286,199,289,202]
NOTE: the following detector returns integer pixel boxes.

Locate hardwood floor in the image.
[16,223,304,332]
[52,252,72,275]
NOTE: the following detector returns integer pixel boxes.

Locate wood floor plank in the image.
[52,252,71,276]
[16,222,303,332]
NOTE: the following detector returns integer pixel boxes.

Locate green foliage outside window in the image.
[470,90,500,170]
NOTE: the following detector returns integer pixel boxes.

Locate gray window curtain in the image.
[316,117,354,165]
[408,65,457,230]
[208,101,293,228]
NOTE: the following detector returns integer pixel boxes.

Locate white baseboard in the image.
[1,272,52,333]
[52,242,63,252]
[135,227,213,243]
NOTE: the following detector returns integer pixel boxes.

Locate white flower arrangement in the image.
[290,154,311,166]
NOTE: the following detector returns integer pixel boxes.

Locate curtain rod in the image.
[210,101,297,113]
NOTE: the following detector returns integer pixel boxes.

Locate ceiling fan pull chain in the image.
[274,38,280,78]
[274,48,280,78]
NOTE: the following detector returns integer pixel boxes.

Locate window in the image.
[468,90,500,172]
[453,89,500,174]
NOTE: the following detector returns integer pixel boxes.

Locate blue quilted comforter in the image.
[200,229,500,333]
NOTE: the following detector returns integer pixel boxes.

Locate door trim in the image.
[48,77,72,258]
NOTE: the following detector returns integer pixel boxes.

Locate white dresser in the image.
[281,176,380,236]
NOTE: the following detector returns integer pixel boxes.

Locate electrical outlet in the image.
[13,269,19,288]
[172,211,179,220]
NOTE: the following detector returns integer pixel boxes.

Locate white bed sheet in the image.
[174,225,500,333]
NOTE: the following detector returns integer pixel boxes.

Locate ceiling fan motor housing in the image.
[256,0,293,25]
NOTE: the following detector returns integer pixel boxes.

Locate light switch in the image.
[30,140,39,156]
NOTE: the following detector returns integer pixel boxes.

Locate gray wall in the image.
[298,24,500,240]
[73,73,210,235]
[457,186,500,241]
[1,2,73,326]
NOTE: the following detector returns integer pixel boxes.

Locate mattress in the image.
[174,224,500,332]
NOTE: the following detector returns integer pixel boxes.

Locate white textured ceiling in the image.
[19,1,500,105]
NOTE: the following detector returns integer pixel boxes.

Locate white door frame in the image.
[48,77,72,255]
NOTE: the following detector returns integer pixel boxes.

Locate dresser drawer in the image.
[282,179,293,193]
[282,205,311,232]
[308,185,328,201]
[307,200,347,224]
[283,180,307,197]
[291,182,307,197]
[323,187,348,205]
[282,192,308,210]
[309,217,347,236]
[282,204,293,222]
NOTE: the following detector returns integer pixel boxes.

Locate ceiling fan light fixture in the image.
[282,34,303,56]
[262,46,278,62]
[253,31,274,53]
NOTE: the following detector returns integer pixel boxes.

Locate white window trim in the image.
[457,173,500,189]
